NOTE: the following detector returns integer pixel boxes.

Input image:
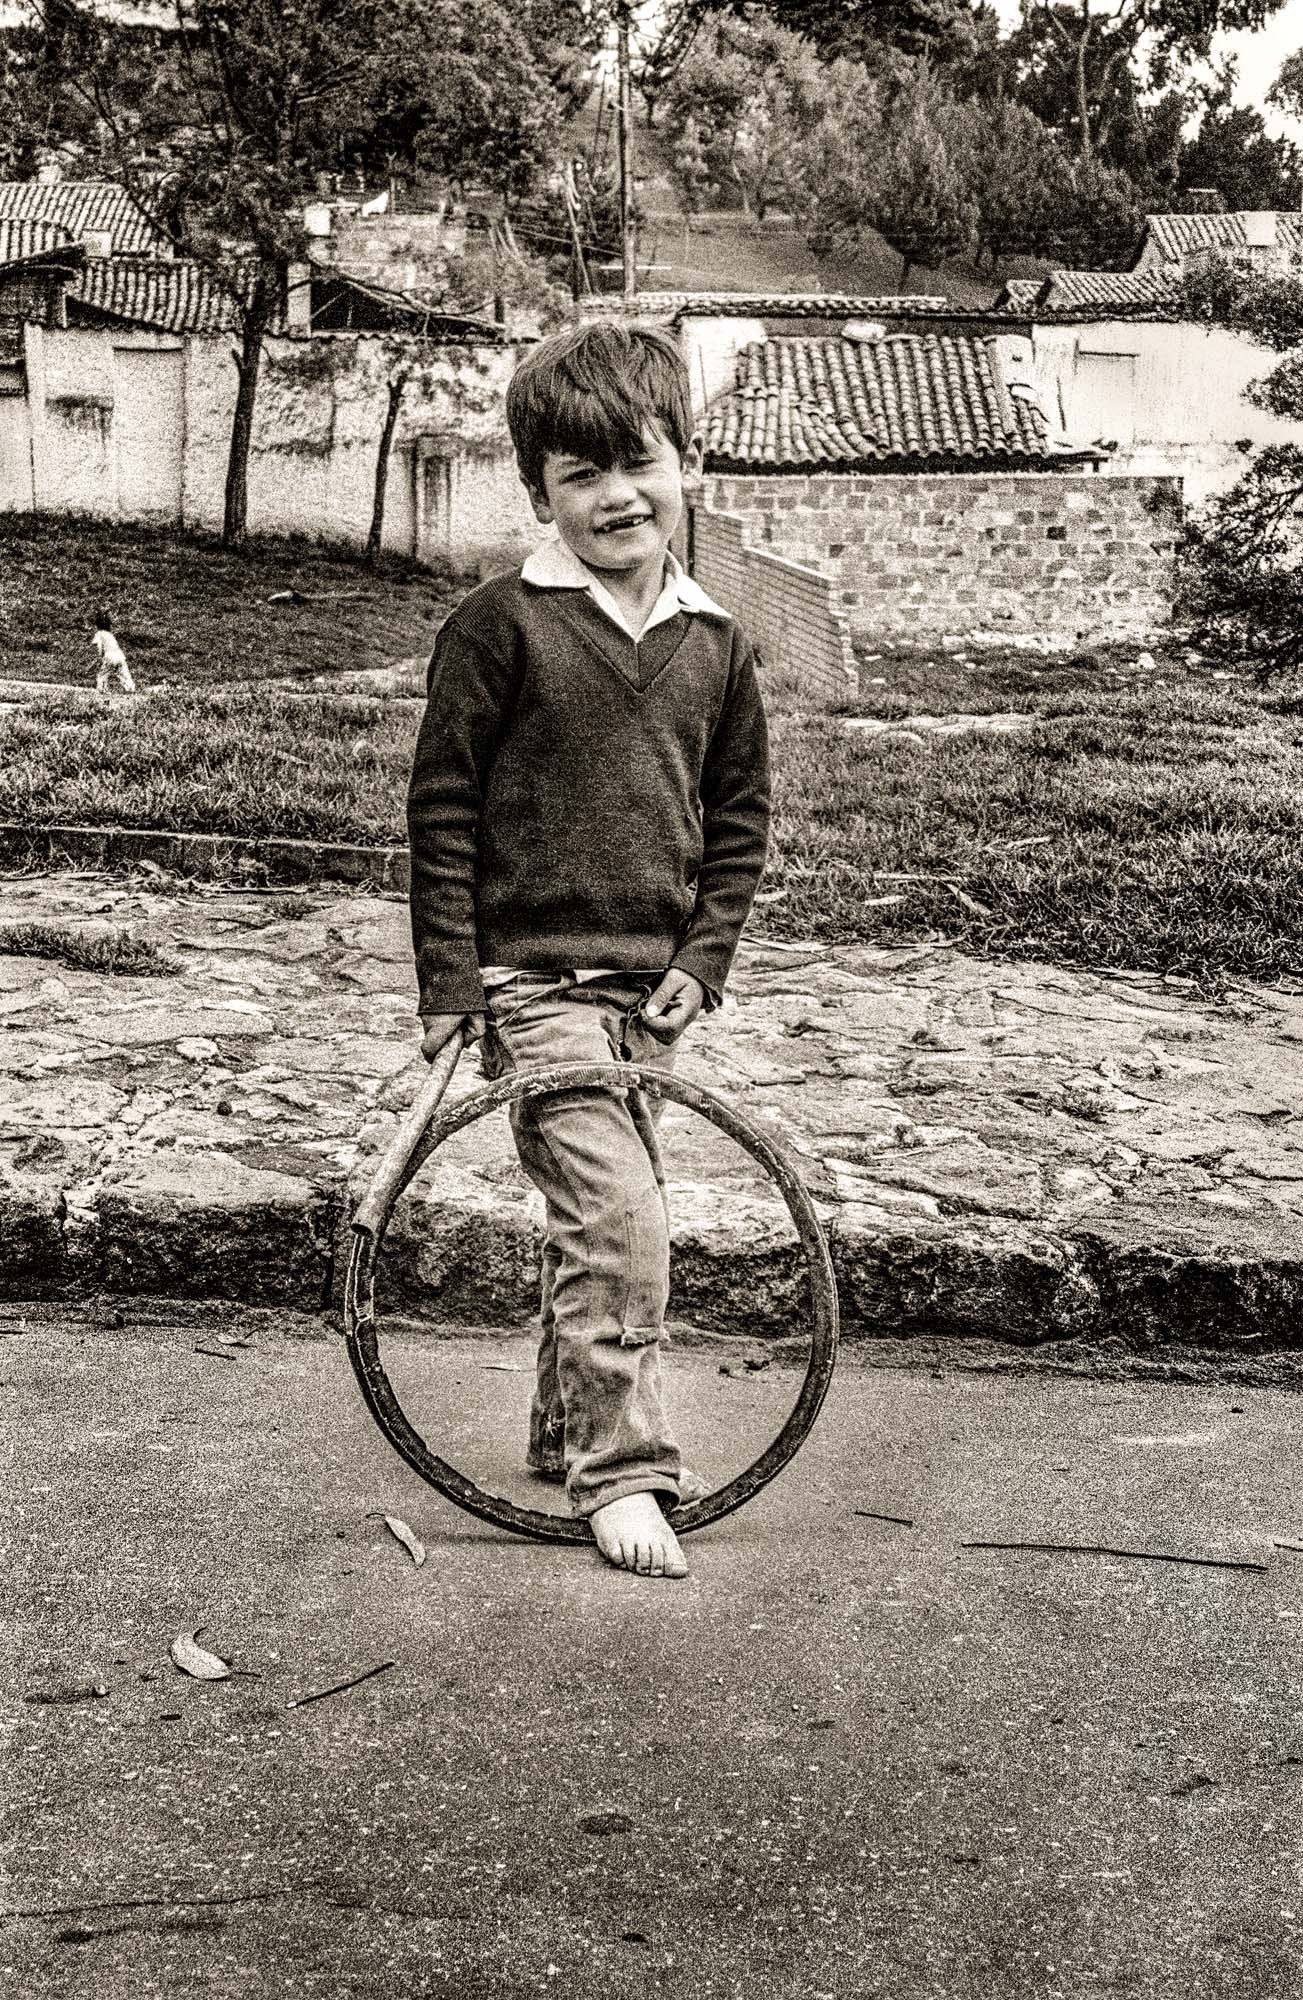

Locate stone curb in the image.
[0,821,409,892]
[4,1174,1301,1358]
[3,873,1300,1363]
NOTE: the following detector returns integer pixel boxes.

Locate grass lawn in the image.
[0,688,412,846]
[0,515,459,687]
[3,657,1303,984]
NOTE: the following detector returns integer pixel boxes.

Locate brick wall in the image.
[690,506,858,708]
[703,471,1182,646]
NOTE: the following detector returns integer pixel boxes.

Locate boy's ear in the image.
[523,477,554,527]
[681,432,705,495]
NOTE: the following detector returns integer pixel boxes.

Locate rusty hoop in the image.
[344,1054,839,1543]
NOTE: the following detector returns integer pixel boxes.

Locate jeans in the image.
[480,971,682,1518]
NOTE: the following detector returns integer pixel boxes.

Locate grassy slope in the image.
[635,209,1004,305]
[629,112,1022,304]
[0,515,459,688]
[5,667,1303,983]
[1,688,413,848]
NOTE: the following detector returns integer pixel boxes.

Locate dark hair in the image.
[95,610,112,632]
[506,322,694,494]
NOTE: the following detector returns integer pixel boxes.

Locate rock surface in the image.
[1,872,1301,1352]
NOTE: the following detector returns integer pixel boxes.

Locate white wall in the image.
[0,391,31,508]
[676,314,768,420]
[7,323,540,569]
[1027,318,1303,505]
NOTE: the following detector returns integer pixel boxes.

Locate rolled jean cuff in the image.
[618,1322,662,1348]
[570,1474,682,1521]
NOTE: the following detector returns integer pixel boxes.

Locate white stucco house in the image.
[0,184,539,569]
[994,249,1303,505]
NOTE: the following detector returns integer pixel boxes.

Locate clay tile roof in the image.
[0,217,81,268]
[704,332,1091,471]
[581,290,949,322]
[69,256,248,333]
[994,269,1181,316]
[0,180,171,257]
[994,278,1045,310]
[1042,270,1179,308]
[1140,211,1303,264]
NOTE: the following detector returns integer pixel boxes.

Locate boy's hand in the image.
[641,970,705,1043]
[419,1012,484,1063]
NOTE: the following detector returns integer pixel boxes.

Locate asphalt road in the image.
[3,1303,1302,1999]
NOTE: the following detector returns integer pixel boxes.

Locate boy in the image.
[407,322,770,1580]
[92,612,135,695]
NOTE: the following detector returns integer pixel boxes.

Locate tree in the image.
[1178,90,1302,214]
[1003,0,1286,165]
[660,16,840,216]
[1268,45,1303,125]
[0,0,102,177]
[660,16,766,209]
[634,0,702,124]
[958,96,1075,266]
[690,0,983,70]
[2,0,577,547]
[366,0,599,195]
[1047,152,1144,267]
[1175,259,1303,681]
[809,64,975,286]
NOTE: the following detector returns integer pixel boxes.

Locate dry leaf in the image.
[169,1629,231,1680]
[384,1515,426,1568]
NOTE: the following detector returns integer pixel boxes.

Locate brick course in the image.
[704,471,1181,646]
[690,507,858,709]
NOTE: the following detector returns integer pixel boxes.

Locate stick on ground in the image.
[960,1540,1266,1573]
[287,1660,395,1709]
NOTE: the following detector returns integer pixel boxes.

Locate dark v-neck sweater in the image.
[407,571,771,1017]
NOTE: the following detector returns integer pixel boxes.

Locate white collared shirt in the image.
[520,535,730,643]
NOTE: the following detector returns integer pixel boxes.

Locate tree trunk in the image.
[367,372,408,565]
[223,268,274,550]
[900,251,913,292]
[1074,1,1093,162]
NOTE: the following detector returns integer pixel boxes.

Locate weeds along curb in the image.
[0,821,410,892]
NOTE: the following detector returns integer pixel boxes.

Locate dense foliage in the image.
[1177,261,1303,683]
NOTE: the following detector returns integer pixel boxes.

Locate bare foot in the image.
[589,1492,688,1579]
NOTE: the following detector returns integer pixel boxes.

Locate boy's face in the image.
[527,425,703,579]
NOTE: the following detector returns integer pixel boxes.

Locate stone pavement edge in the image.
[2,871,1302,1361]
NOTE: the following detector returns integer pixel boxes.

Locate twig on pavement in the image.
[960,1540,1266,1573]
[3,1881,328,1921]
[854,1510,915,1527]
[287,1661,395,1709]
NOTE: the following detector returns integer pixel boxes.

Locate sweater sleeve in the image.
[670,633,771,1000]
[406,617,517,1017]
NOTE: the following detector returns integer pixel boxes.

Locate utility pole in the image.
[562,162,591,298]
[616,2,636,298]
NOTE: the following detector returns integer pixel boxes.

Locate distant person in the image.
[92,612,134,695]
[407,322,771,1581]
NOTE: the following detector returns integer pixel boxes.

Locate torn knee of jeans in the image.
[618,1322,662,1348]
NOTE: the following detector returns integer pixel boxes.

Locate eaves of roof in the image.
[704,332,1101,473]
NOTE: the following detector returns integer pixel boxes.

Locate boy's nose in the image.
[596,466,640,510]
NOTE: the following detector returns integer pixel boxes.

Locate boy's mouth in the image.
[595,513,652,535]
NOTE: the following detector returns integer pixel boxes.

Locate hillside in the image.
[588,109,1044,308]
